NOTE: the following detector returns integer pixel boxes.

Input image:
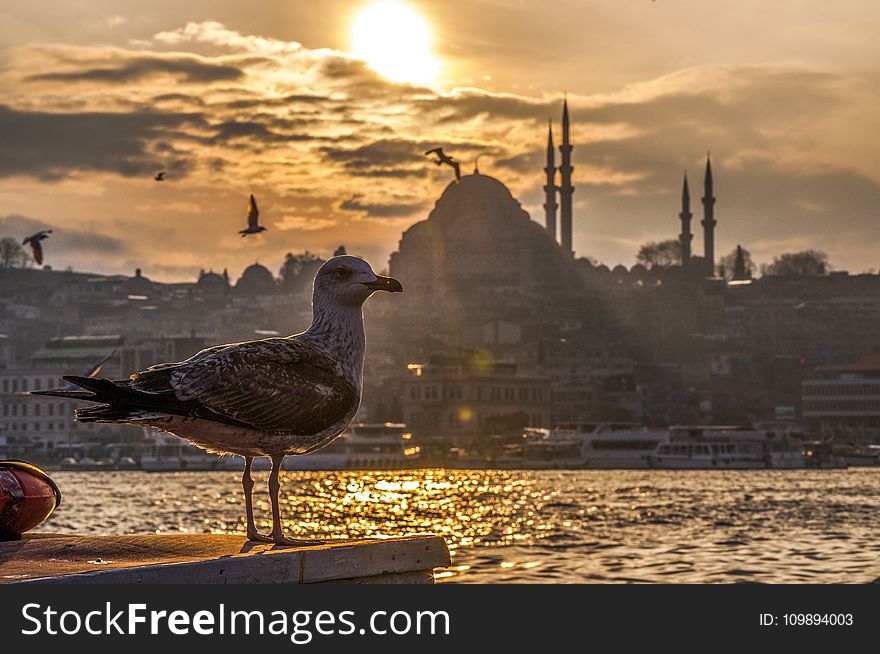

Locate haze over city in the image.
[2,0,879,281]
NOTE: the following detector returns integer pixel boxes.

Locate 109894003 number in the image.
[783,614,853,626]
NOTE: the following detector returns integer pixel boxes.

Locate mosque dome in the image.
[390,173,575,293]
[196,269,229,296]
[235,262,276,295]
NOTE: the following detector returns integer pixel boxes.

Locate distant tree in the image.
[636,239,682,269]
[0,237,32,268]
[761,250,830,276]
[577,255,600,267]
[719,245,756,280]
[279,251,324,292]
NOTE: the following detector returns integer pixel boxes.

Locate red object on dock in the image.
[0,460,61,540]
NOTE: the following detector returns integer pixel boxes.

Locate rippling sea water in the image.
[42,469,880,583]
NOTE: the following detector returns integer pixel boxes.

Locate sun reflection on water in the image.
[45,468,880,583]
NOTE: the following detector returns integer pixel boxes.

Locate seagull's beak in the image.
[364,275,403,293]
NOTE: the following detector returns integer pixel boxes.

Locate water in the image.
[41,468,880,583]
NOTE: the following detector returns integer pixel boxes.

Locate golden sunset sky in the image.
[1,1,878,281]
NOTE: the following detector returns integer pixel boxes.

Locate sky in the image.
[1,0,879,282]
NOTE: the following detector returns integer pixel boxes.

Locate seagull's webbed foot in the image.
[246,530,274,543]
[270,531,324,547]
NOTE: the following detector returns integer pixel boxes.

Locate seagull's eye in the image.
[335,268,350,279]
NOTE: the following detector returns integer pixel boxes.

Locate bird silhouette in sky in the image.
[154,171,166,181]
[22,230,52,266]
[239,194,267,236]
[425,147,461,182]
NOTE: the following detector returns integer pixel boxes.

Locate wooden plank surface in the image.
[0,533,450,584]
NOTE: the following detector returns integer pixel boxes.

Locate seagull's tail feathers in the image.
[62,375,120,397]
[28,376,114,400]
[74,403,150,423]
[30,376,139,422]
[33,375,253,429]
[28,376,129,422]
[28,389,94,401]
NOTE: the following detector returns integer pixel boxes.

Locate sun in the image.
[351,2,439,85]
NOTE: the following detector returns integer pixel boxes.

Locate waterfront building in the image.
[399,353,551,442]
[802,352,880,441]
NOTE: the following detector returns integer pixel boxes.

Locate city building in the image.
[399,353,551,442]
[802,352,880,442]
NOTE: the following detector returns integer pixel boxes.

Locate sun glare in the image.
[351,2,439,85]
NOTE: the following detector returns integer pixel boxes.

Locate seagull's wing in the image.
[247,194,259,229]
[131,339,356,435]
[30,240,43,265]
[424,148,442,156]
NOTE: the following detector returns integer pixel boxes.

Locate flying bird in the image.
[424,147,461,182]
[154,171,166,181]
[22,230,52,266]
[239,194,266,236]
[32,256,403,545]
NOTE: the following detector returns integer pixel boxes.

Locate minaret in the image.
[678,172,693,265]
[558,98,574,258]
[543,120,558,241]
[701,153,716,275]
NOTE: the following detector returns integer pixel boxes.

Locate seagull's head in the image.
[314,255,403,307]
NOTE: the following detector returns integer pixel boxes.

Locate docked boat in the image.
[567,422,670,469]
[139,432,237,471]
[282,422,422,471]
[494,423,669,469]
[492,427,583,469]
[646,425,808,470]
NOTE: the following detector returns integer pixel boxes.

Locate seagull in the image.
[239,193,266,236]
[31,256,403,545]
[154,171,166,181]
[22,230,52,265]
[424,147,461,181]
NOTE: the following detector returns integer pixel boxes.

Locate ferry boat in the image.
[492,427,582,469]
[646,425,808,470]
[282,422,422,470]
[494,423,669,469]
[137,423,421,471]
[139,433,235,471]
[564,422,670,469]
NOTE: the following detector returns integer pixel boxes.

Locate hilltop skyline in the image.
[1,1,879,282]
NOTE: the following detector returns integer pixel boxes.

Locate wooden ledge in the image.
[0,533,451,584]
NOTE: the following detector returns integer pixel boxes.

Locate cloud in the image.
[0,214,126,257]
[275,215,337,231]
[209,119,316,144]
[340,194,425,219]
[321,139,429,170]
[0,105,204,180]
[0,20,877,278]
[150,20,304,56]
[28,55,246,84]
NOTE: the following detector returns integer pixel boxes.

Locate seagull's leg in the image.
[243,456,271,542]
[268,453,322,546]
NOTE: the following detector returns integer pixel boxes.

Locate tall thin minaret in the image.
[701,153,716,275]
[558,98,574,258]
[678,172,692,265]
[543,120,558,241]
